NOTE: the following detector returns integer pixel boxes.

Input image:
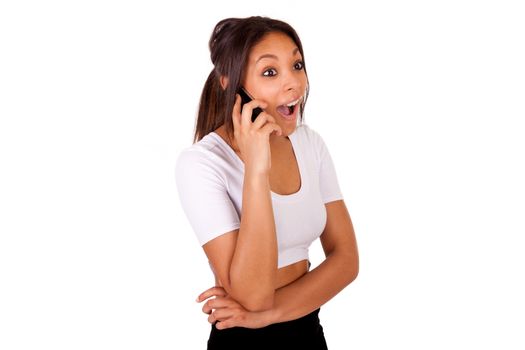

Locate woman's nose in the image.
[282,71,302,92]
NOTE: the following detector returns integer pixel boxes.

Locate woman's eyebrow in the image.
[256,54,278,63]
[255,48,300,64]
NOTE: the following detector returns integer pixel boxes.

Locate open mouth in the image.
[276,98,301,119]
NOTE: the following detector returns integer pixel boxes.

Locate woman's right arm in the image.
[202,95,282,312]
[203,170,276,311]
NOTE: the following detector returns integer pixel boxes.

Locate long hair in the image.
[193,16,310,143]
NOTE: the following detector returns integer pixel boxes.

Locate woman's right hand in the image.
[232,94,282,175]
[198,286,275,330]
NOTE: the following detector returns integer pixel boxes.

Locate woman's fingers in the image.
[233,96,277,136]
[208,308,236,324]
[250,111,269,129]
[201,296,236,314]
[261,122,282,137]
[240,100,267,126]
[215,318,237,330]
[232,94,241,130]
[251,112,282,137]
[200,294,272,330]
[196,286,227,303]
[230,97,282,174]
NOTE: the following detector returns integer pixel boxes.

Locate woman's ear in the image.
[220,76,229,90]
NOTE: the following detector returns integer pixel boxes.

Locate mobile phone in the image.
[238,87,263,122]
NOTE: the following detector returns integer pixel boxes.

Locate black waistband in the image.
[208,308,326,349]
[264,308,320,331]
[211,308,321,334]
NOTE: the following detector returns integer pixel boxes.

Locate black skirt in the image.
[207,308,328,349]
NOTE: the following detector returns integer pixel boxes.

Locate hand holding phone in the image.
[233,87,282,175]
[238,87,263,122]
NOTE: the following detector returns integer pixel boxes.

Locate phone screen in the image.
[238,87,263,122]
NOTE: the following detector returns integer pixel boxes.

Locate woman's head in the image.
[194,16,309,142]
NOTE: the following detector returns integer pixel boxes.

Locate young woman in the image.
[175,16,359,349]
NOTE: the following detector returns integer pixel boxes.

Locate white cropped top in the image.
[175,123,344,268]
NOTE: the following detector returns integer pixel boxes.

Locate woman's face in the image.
[242,32,308,137]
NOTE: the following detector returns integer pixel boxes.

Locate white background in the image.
[1,1,524,349]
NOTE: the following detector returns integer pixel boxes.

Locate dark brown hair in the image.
[193,16,309,143]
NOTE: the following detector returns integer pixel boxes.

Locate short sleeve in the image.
[312,129,344,204]
[175,149,240,246]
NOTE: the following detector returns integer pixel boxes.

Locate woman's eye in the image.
[263,68,277,77]
[294,61,304,70]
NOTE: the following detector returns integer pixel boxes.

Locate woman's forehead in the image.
[248,32,299,62]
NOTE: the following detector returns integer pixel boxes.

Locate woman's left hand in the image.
[196,286,274,330]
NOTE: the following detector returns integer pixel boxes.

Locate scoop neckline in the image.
[208,130,308,201]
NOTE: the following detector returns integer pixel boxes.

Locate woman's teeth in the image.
[286,99,300,107]
[284,98,300,113]
[275,97,301,120]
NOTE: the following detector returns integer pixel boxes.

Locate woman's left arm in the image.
[199,199,359,329]
[269,199,359,323]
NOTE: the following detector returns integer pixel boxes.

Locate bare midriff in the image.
[275,259,309,290]
[213,259,309,292]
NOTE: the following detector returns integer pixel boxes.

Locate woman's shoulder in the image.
[175,132,239,179]
[176,134,216,166]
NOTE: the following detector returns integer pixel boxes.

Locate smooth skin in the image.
[198,32,359,329]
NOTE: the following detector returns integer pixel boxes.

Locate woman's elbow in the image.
[344,254,359,284]
[234,290,274,312]
[348,264,359,283]
[243,294,274,312]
